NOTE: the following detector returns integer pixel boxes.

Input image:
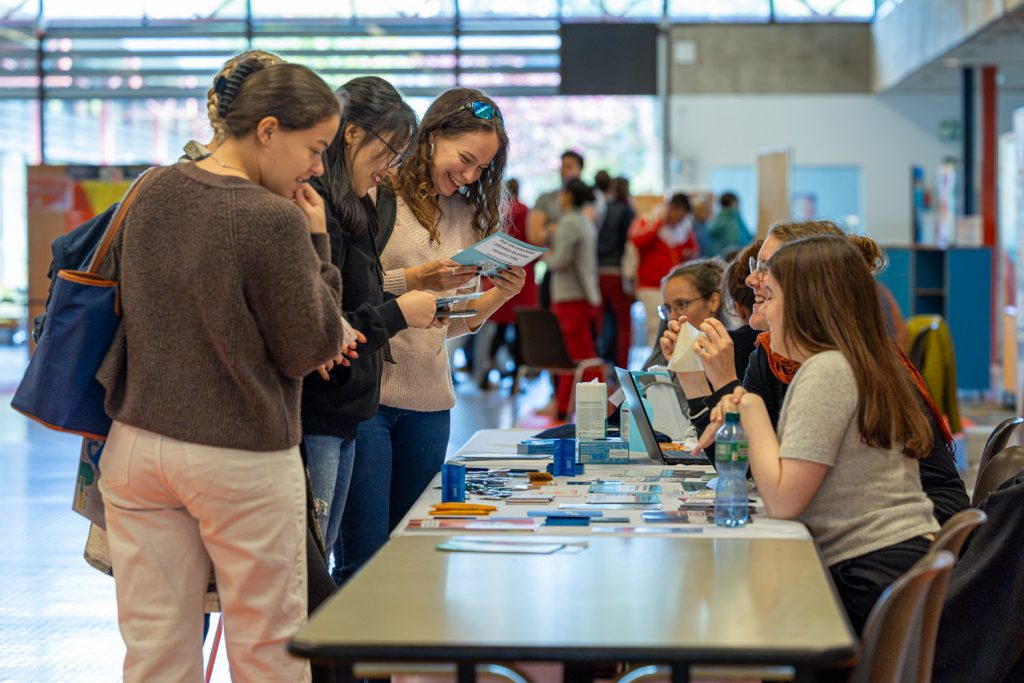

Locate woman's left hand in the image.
[487,266,526,301]
[694,318,738,390]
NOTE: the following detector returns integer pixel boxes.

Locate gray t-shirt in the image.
[533,189,563,229]
[777,350,939,566]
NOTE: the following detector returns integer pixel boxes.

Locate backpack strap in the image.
[87,169,153,275]
[374,184,397,253]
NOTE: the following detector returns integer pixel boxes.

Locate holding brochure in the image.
[452,232,547,277]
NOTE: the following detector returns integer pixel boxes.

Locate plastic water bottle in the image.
[714,411,750,528]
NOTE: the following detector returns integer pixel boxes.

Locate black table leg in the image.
[670,664,690,683]
[457,662,476,683]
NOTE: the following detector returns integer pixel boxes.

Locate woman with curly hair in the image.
[340,88,525,581]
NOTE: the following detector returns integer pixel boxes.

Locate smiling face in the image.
[429,130,500,197]
[257,115,339,199]
[746,234,782,331]
[345,124,403,198]
[761,270,788,356]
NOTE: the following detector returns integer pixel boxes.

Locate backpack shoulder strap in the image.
[375,184,397,252]
[87,169,153,275]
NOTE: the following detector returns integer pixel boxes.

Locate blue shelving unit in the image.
[878,246,992,391]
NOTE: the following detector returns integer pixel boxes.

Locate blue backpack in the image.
[32,202,121,343]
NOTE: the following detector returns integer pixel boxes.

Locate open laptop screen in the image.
[615,367,709,466]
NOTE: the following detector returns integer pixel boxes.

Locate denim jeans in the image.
[336,405,450,583]
[303,435,357,555]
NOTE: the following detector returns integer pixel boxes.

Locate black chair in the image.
[979,416,1024,474]
[514,308,607,411]
[971,445,1024,507]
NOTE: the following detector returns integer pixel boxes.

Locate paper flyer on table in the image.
[451,232,547,276]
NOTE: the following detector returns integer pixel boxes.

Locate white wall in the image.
[668,93,962,245]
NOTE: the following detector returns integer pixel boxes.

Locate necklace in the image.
[209,154,248,178]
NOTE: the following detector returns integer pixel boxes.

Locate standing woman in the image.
[545,177,602,419]
[302,76,438,571]
[96,60,343,682]
[711,236,939,633]
[341,88,525,581]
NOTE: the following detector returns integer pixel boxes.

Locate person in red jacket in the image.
[630,192,698,347]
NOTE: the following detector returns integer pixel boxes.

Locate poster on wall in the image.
[1014,109,1024,415]
[935,163,958,248]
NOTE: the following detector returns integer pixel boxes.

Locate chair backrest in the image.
[980,417,1024,474]
[514,308,575,369]
[850,550,955,683]
[971,445,1024,507]
[911,509,987,683]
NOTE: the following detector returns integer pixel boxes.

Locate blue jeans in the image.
[304,435,357,555]
[337,405,450,582]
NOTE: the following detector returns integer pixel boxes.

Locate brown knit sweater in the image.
[96,162,343,451]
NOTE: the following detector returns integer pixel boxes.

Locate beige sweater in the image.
[379,192,485,411]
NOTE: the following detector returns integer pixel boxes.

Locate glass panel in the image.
[350,0,455,18]
[43,98,212,165]
[668,0,769,21]
[560,0,663,19]
[0,1,39,20]
[0,20,37,98]
[42,0,245,19]
[459,34,559,51]
[250,0,353,18]
[773,0,874,19]
[458,72,560,89]
[458,0,557,18]
[0,99,39,162]
[493,95,662,203]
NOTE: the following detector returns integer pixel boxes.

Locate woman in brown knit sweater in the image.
[96,58,343,683]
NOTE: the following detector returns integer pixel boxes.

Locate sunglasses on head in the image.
[457,100,503,124]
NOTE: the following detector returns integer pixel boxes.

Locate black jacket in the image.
[693,344,969,525]
[597,199,635,268]
[300,209,407,439]
[933,472,1024,682]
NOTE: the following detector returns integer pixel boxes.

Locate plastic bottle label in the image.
[715,442,749,463]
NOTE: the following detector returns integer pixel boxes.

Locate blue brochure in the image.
[451,232,547,276]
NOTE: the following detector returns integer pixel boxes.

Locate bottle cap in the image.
[724,411,740,424]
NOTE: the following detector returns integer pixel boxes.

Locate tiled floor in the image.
[0,342,548,682]
[0,337,1012,682]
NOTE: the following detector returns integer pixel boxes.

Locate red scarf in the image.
[755,331,954,448]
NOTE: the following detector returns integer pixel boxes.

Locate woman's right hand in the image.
[396,290,438,329]
[407,259,479,291]
[293,183,327,234]
[659,316,688,360]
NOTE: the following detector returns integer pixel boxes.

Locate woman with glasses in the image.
[341,88,525,582]
[670,220,968,527]
[301,77,439,582]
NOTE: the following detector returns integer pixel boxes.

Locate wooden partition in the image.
[756,147,792,237]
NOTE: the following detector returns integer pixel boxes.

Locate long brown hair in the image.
[725,239,762,320]
[767,236,931,459]
[770,219,887,274]
[207,50,284,143]
[395,88,509,243]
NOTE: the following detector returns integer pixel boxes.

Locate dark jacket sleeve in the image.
[743,346,783,426]
[918,402,970,525]
[345,295,406,357]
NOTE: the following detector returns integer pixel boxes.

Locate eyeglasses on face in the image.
[457,100,503,124]
[657,295,709,321]
[748,256,769,281]
[370,131,405,169]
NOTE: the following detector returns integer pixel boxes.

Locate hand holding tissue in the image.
[667,322,706,373]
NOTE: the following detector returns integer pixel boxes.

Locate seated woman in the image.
[710,235,939,634]
[665,221,969,525]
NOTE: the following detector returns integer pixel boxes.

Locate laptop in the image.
[615,366,710,466]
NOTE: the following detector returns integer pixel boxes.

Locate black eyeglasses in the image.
[658,295,709,321]
[457,100,503,124]
[370,131,404,169]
